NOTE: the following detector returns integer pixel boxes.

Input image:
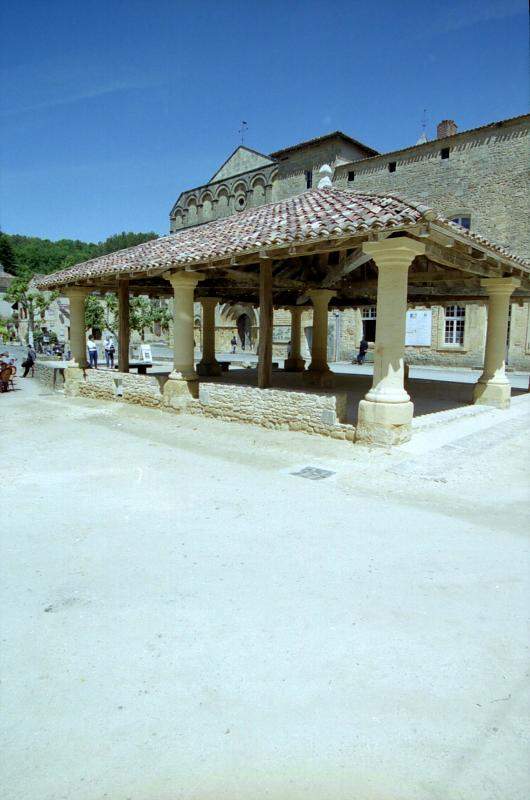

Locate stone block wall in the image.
[273,140,370,202]
[334,119,529,257]
[34,361,65,389]
[404,304,487,368]
[197,383,355,439]
[508,303,530,370]
[60,369,355,440]
[67,370,163,406]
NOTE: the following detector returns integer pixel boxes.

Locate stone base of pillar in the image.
[163,375,199,410]
[196,360,222,377]
[473,380,511,409]
[303,367,334,388]
[355,399,414,446]
[284,356,306,373]
[64,366,85,396]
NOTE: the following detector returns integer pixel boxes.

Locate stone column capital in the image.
[362,237,425,268]
[64,285,91,300]
[307,289,334,307]
[480,277,521,295]
[164,271,201,291]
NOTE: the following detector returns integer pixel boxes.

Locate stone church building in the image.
[170,114,529,369]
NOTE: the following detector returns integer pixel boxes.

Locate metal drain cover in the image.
[291,466,335,480]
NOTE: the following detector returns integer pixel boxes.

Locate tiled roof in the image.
[36,187,528,290]
[270,130,378,158]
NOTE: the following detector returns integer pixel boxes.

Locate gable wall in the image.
[212,148,274,181]
[273,140,370,201]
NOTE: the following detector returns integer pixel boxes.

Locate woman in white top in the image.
[87,335,98,369]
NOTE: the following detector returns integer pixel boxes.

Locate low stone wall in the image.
[196,383,355,440]
[34,361,66,390]
[61,370,355,439]
[67,370,163,407]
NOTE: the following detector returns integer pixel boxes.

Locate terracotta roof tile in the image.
[36,187,528,290]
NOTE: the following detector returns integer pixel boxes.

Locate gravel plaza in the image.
[1,374,529,800]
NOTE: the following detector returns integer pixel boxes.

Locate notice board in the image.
[405,309,432,346]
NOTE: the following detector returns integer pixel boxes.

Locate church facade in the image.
[171,114,530,370]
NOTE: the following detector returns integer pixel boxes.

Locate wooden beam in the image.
[223,267,306,291]
[425,242,504,278]
[118,279,130,373]
[323,248,375,287]
[258,261,273,389]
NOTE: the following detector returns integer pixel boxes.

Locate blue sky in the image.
[0,0,527,242]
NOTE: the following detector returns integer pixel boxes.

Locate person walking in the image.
[230,335,237,354]
[356,337,368,365]
[104,336,111,367]
[107,337,115,369]
[22,345,37,377]
[87,335,98,369]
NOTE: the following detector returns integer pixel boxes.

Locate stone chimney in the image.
[437,119,457,139]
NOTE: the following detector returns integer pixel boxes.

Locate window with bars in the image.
[444,305,466,345]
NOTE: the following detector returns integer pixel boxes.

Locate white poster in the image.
[406,309,432,346]
[140,344,153,362]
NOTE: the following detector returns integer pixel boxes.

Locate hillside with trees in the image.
[0,230,159,278]
[0,230,165,345]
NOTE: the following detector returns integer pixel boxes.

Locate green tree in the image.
[151,300,172,336]
[84,295,105,334]
[2,230,159,279]
[102,293,118,335]
[4,278,60,343]
[4,277,37,343]
[98,231,159,255]
[129,296,154,341]
[34,291,59,320]
[0,233,17,274]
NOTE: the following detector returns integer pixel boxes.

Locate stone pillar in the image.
[304,289,334,386]
[284,306,305,372]
[118,279,130,373]
[264,183,273,203]
[356,238,425,446]
[163,271,200,407]
[258,260,273,389]
[196,203,204,224]
[65,287,89,368]
[197,298,221,376]
[473,277,520,408]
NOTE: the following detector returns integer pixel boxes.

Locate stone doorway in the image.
[237,313,252,350]
[362,318,376,342]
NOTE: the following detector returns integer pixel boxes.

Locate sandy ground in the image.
[1,377,530,800]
